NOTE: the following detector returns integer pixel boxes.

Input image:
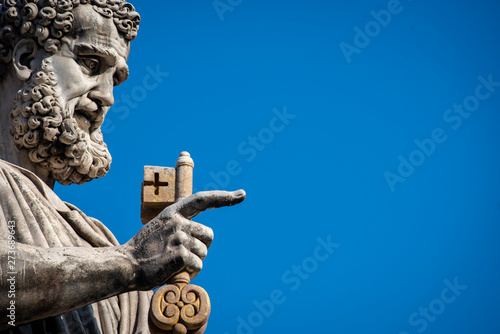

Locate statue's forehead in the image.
[68,4,129,59]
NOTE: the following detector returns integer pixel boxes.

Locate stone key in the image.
[142,152,211,334]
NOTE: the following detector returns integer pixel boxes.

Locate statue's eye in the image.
[81,57,100,74]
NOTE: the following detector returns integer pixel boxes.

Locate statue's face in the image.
[10,4,131,185]
[51,4,130,134]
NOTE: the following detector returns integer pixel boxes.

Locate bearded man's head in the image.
[0,0,140,185]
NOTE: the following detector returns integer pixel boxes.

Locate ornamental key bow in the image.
[150,272,210,334]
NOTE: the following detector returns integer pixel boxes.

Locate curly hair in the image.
[0,0,140,76]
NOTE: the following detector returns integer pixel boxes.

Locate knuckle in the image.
[176,217,191,230]
[189,257,203,273]
[177,251,202,273]
[170,230,188,246]
[191,221,213,239]
[199,244,208,259]
[173,245,189,265]
[205,226,214,241]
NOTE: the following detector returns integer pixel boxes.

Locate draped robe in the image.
[0,159,153,334]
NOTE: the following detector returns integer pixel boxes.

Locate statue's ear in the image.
[12,39,38,81]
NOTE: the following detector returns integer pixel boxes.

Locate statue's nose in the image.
[88,79,115,107]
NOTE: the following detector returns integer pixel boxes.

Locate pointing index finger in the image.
[162,190,246,220]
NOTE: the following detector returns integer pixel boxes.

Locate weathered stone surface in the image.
[142,166,176,224]
[143,166,177,208]
[0,1,245,333]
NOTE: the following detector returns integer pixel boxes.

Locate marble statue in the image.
[0,1,245,333]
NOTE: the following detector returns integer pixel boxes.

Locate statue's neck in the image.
[0,72,55,189]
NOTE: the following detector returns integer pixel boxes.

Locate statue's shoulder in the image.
[0,158,26,184]
[0,159,70,212]
[0,158,15,171]
[0,158,45,190]
[0,158,30,174]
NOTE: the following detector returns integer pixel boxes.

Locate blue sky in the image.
[55,1,500,333]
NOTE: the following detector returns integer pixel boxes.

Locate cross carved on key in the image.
[141,166,176,224]
[146,172,169,196]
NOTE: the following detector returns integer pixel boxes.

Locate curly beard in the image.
[9,58,111,185]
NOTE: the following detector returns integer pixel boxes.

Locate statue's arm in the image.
[0,242,137,328]
[0,190,245,329]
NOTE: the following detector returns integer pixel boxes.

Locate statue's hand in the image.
[124,190,246,290]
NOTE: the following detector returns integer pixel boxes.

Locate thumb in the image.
[161,190,246,219]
